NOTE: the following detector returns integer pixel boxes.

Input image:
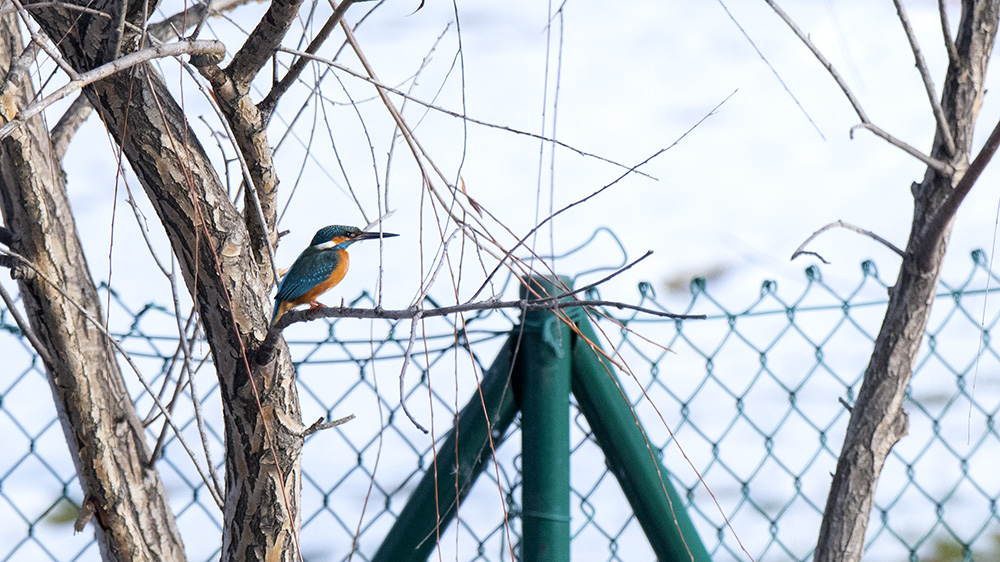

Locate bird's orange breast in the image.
[289,250,349,306]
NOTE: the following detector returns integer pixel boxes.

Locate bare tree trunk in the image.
[815,2,1000,560]
[0,12,186,562]
[8,0,306,558]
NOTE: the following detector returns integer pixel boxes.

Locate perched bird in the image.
[271,225,398,325]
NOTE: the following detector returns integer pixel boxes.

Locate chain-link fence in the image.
[3,251,1000,562]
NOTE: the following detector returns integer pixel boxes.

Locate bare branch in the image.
[0,248,225,508]
[397,315,429,434]
[548,250,653,301]
[283,298,704,326]
[0,39,226,141]
[258,0,356,119]
[255,297,704,365]
[22,0,248,158]
[269,45,656,180]
[765,0,953,173]
[192,54,280,284]
[915,116,1000,269]
[301,414,355,437]
[791,219,905,262]
[147,0,261,41]
[0,1,112,18]
[0,39,41,119]
[938,0,959,64]
[892,0,956,156]
[8,0,80,80]
[765,0,867,122]
[469,92,734,302]
[850,122,953,174]
[48,93,92,162]
[0,281,55,366]
[226,0,307,87]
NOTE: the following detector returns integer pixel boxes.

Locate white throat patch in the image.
[313,241,338,250]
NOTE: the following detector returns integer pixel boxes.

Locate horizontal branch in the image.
[0,39,225,140]
[253,297,704,364]
[279,298,704,327]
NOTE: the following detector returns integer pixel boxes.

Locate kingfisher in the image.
[271,225,398,325]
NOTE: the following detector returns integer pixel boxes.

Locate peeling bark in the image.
[0,12,185,562]
[11,0,307,558]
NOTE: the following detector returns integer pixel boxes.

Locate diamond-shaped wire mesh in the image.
[2,252,1000,561]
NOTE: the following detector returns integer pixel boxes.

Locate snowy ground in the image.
[4,0,1000,560]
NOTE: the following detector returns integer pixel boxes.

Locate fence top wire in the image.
[3,246,1000,561]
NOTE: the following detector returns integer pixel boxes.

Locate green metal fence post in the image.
[371,334,520,562]
[517,275,573,562]
[572,315,712,562]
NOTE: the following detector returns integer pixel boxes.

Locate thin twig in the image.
[892,0,956,156]
[791,219,905,263]
[186,0,216,40]
[851,122,952,175]
[0,39,226,141]
[166,258,223,497]
[938,0,959,64]
[301,414,355,437]
[540,250,653,302]
[792,251,830,265]
[838,396,853,412]
[397,314,429,434]
[259,0,356,119]
[0,282,55,366]
[765,0,867,122]
[8,0,80,80]
[0,248,225,509]
[270,45,655,180]
[468,90,735,303]
[716,0,824,139]
[765,0,953,175]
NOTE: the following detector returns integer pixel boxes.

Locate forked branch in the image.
[791,220,905,264]
[765,0,953,175]
[914,116,1000,270]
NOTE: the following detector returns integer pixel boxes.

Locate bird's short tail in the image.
[271,301,291,326]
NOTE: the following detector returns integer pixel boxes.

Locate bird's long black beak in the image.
[354,231,399,241]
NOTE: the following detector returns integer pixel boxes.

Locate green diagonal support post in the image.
[371,334,520,562]
[572,313,712,562]
[516,275,574,562]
